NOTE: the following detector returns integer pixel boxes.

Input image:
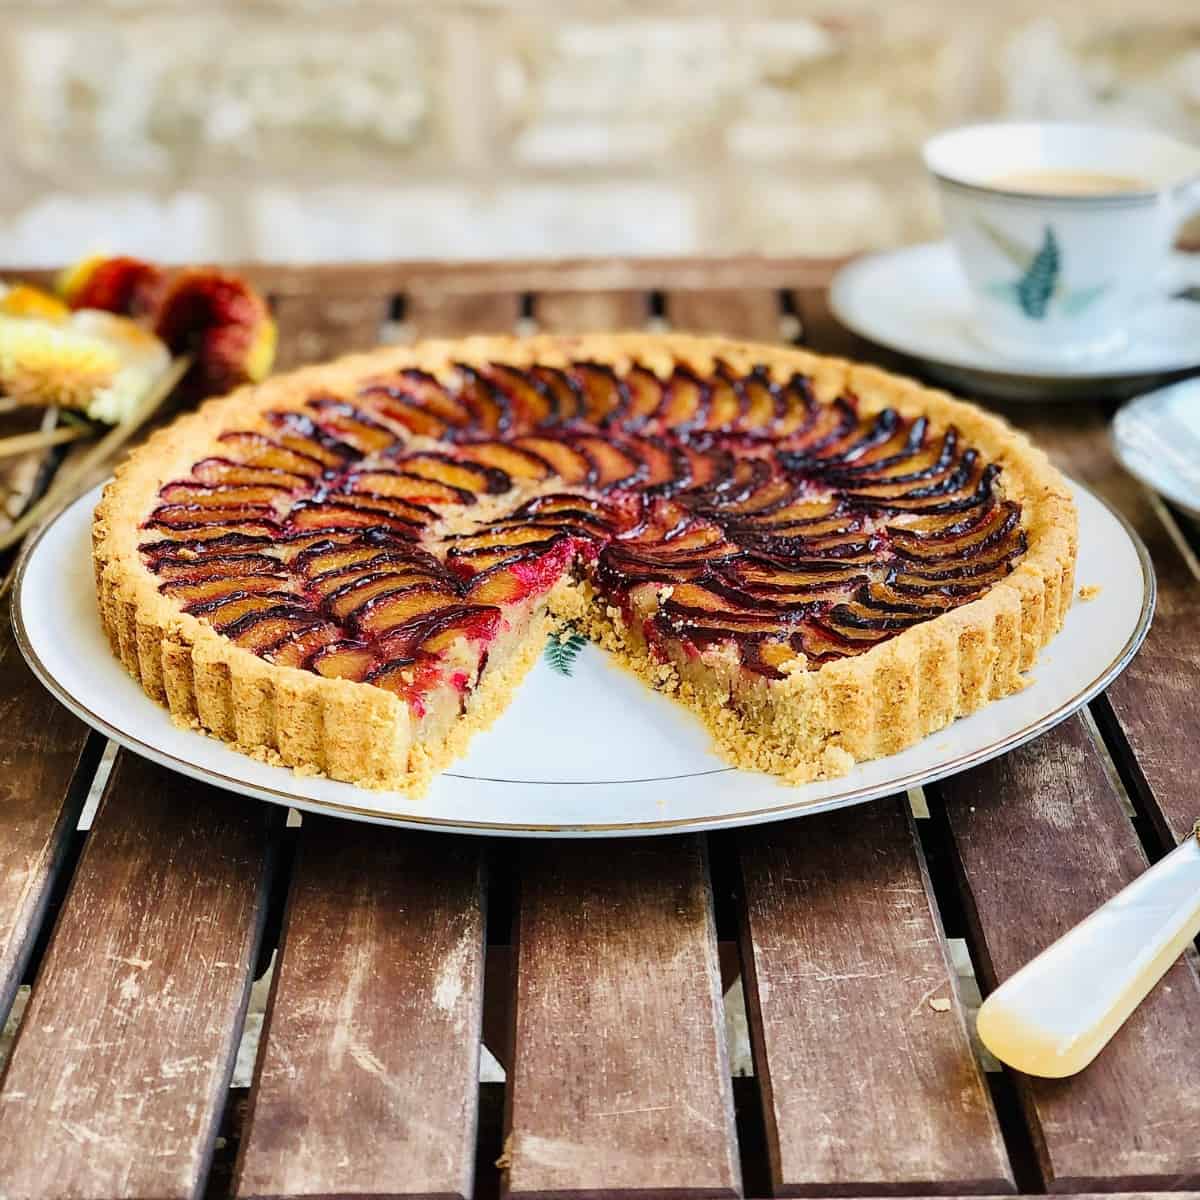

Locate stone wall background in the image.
[1,1,1199,265]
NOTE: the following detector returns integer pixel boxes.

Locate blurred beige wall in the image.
[1,1,1199,265]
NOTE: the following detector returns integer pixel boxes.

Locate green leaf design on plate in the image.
[545,629,588,677]
[1015,227,1059,319]
[1060,282,1110,316]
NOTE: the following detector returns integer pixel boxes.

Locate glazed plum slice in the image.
[453,440,554,483]
[353,584,467,638]
[510,435,596,486]
[453,364,512,436]
[529,365,586,424]
[769,375,819,440]
[217,433,329,479]
[626,435,691,495]
[161,572,292,607]
[697,362,744,433]
[237,614,343,662]
[315,566,442,614]
[571,361,630,426]
[392,452,511,497]
[306,397,404,455]
[153,551,281,583]
[655,581,803,627]
[445,524,576,575]
[286,499,424,537]
[654,365,711,432]
[310,640,376,681]
[571,434,646,490]
[621,365,665,429]
[464,534,580,605]
[196,591,301,630]
[359,369,476,437]
[483,363,558,428]
[323,490,437,524]
[730,366,782,436]
[347,470,476,507]
[157,482,292,509]
[265,411,361,469]
[190,458,313,491]
[144,508,281,537]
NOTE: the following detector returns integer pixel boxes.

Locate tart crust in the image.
[93,333,1077,793]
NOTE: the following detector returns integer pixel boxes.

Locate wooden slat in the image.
[738,801,1013,1197]
[505,836,740,1199]
[1003,402,1200,845]
[213,256,848,300]
[533,289,650,334]
[939,715,1200,1191]
[0,624,97,1022]
[0,753,274,1200]
[404,289,522,338]
[666,289,785,341]
[271,291,390,369]
[235,819,486,1200]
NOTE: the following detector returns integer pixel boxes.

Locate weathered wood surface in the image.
[0,623,97,1023]
[231,256,847,299]
[404,289,523,338]
[738,800,1012,1197]
[939,715,1200,1192]
[504,836,740,1199]
[533,289,651,334]
[0,754,274,1200]
[666,288,790,342]
[270,291,390,370]
[236,820,486,1200]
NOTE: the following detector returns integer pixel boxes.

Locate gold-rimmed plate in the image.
[12,481,1153,837]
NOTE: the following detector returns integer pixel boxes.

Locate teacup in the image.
[923,122,1200,365]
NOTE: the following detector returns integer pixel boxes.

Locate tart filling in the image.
[93,334,1077,792]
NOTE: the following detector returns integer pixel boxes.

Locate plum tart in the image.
[93,333,1077,793]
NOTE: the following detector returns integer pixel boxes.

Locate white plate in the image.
[1112,378,1200,522]
[830,242,1200,401]
[12,481,1153,838]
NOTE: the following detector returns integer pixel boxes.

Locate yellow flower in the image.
[0,309,171,422]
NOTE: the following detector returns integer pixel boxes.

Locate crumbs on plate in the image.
[1078,584,1102,602]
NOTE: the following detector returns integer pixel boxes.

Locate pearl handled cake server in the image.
[977,821,1200,1078]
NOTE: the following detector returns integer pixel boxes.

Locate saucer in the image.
[1112,377,1200,522]
[829,241,1200,401]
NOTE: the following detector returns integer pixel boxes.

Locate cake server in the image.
[977,820,1200,1077]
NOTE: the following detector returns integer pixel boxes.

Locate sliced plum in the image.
[355,585,465,637]
[484,363,557,428]
[510,435,595,486]
[530,365,586,424]
[394,452,510,496]
[571,361,630,426]
[347,470,475,507]
[454,440,553,483]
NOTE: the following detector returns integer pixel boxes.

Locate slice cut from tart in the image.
[93,333,1077,794]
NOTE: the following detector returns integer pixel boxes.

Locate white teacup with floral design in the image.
[924,122,1200,365]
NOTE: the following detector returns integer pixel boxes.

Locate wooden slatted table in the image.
[1,258,1198,1200]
